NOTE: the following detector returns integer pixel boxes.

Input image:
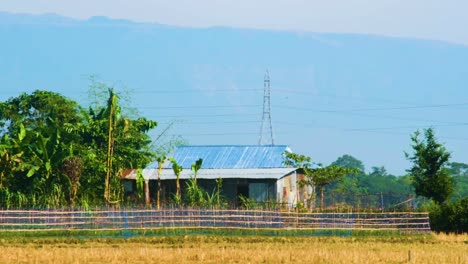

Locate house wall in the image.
[123,171,310,208]
[125,178,278,206]
[276,171,309,208]
[204,178,276,206]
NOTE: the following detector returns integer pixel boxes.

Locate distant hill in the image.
[1,11,467,174]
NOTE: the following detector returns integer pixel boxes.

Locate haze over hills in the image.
[1,11,468,174]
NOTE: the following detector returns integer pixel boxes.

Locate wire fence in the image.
[0,209,431,234]
[322,192,416,210]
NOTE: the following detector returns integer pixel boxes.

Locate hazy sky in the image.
[1,1,468,175]
[1,0,467,45]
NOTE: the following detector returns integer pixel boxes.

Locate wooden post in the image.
[144,180,150,206]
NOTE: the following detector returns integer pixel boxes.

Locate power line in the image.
[166,131,290,137]
[138,104,260,110]
[276,106,466,125]
[345,123,468,132]
[147,113,261,118]
[340,103,468,112]
[276,102,468,114]
[343,129,468,142]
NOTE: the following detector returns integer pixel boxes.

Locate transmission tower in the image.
[258,70,275,145]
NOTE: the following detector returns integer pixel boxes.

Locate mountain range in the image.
[1,11,467,174]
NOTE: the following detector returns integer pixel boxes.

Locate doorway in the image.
[236,184,249,206]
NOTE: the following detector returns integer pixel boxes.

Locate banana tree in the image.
[155,155,166,209]
[0,124,30,189]
[27,129,63,179]
[169,157,183,202]
[191,158,203,183]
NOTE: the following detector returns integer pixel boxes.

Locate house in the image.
[122,145,310,208]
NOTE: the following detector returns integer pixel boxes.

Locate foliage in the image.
[135,169,144,199]
[405,128,454,204]
[0,91,84,207]
[155,155,166,209]
[0,87,157,208]
[239,195,255,209]
[283,151,358,209]
[424,198,468,233]
[215,178,223,207]
[61,156,84,207]
[283,151,312,168]
[332,154,365,172]
[447,161,468,199]
[168,157,183,202]
[306,165,359,208]
[452,176,468,199]
[447,162,468,177]
[191,158,203,182]
[185,178,206,207]
[183,158,205,206]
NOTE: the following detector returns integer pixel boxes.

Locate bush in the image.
[428,197,468,233]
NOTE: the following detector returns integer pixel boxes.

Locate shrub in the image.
[428,197,468,233]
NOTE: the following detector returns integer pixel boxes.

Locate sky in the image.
[1,0,468,45]
[0,1,467,175]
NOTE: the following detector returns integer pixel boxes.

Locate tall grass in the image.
[0,234,466,264]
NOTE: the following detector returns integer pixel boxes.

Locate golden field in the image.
[0,233,466,264]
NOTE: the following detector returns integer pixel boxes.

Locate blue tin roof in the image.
[148,145,291,169]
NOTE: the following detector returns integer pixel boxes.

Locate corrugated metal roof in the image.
[147,145,291,169]
[124,168,297,180]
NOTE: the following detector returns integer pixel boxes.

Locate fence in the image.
[0,209,431,234]
[322,192,416,210]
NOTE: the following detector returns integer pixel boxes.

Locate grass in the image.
[0,231,466,263]
[0,227,424,241]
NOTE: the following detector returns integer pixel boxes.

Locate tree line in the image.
[286,128,467,232]
[0,87,156,208]
[0,88,466,232]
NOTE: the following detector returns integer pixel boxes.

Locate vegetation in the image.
[424,197,468,233]
[0,88,467,234]
[0,88,156,208]
[168,157,183,204]
[0,233,466,264]
[402,128,468,233]
[155,155,166,209]
[405,128,454,204]
[284,152,359,209]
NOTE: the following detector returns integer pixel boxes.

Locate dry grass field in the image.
[0,233,466,263]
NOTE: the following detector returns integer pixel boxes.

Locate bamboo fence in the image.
[0,209,431,233]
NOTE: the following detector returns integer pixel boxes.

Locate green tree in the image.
[0,87,157,208]
[405,128,454,204]
[83,87,156,205]
[284,152,358,209]
[0,124,30,189]
[326,155,367,207]
[369,166,389,177]
[307,165,359,208]
[447,162,468,177]
[0,91,85,207]
[331,154,365,172]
